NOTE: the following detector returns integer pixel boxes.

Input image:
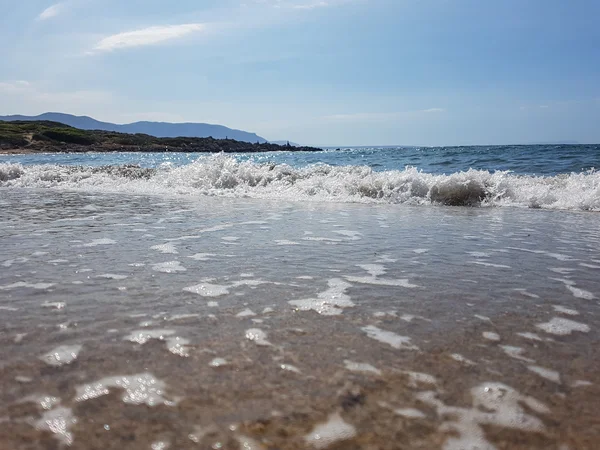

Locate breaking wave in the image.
[1,155,599,211]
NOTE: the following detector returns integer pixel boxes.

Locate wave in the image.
[1,155,599,211]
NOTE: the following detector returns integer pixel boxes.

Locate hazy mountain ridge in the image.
[0,112,268,144]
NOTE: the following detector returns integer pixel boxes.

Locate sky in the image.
[0,0,599,146]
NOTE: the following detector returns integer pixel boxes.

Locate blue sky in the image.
[0,0,599,146]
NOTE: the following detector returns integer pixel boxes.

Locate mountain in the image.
[0,112,268,144]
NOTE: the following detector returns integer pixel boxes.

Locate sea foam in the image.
[2,156,599,210]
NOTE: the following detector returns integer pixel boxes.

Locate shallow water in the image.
[1,189,599,449]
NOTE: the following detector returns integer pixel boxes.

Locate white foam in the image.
[304,412,356,449]
[516,332,543,341]
[579,263,600,269]
[0,281,54,290]
[75,373,176,406]
[536,317,590,335]
[566,285,596,300]
[209,357,228,367]
[553,305,579,316]
[470,261,512,269]
[152,261,187,273]
[280,364,301,373]
[345,275,418,288]
[418,382,549,450]
[482,331,500,341]
[412,248,429,254]
[124,329,190,356]
[343,360,381,375]
[467,251,490,258]
[500,346,535,363]
[289,278,354,315]
[450,353,476,366]
[187,253,216,260]
[166,336,191,357]
[333,230,362,240]
[40,345,82,367]
[36,406,77,445]
[82,238,116,247]
[361,325,418,350]
[151,243,178,254]
[527,366,561,383]
[403,371,437,387]
[357,264,386,277]
[183,282,229,297]
[97,273,128,280]
[572,380,592,388]
[394,408,426,419]
[151,441,170,450]
[474,314,492,322]
[236,308,257,318]
[245,328,272,346]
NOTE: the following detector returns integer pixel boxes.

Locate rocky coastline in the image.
[0,120,322,154]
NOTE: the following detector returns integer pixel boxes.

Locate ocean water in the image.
[1,145,599,449]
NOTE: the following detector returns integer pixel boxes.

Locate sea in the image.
[0,144,599,449]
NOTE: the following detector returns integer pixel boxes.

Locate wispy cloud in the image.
[422,108,445,113]
[93,23,206,53]
[37,3,64,21]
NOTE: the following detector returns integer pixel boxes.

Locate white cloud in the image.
[38,3,64,21]
[421,108,444,113]
[93,23,206,53]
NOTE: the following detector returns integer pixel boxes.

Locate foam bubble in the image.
[245,328,272,346]
[0,281,54,290]
[97,273,128,280]
[418,382,549,450]
[450,353,476,366]
[82,238,116,247]
[361,325,419,350]
[274,240,300,246]
[40,345,82,367]
[289,278,354,315]
[152,261,187,273]
[151,243,178,254]
[566,285,596,300]
[482,331,500,341]
[183,282,229,297]
[236,308,256,318]
[209,358,228,367]
[527,366,561,383]
[536,317,590,335]
[36,406,77,445]
[343,360,381,375]
[553,305,579,316]
[516,332,543,341]
[304,412,357,449]
[500,346,535,363]
[75,373,176,406]
[187,253,217,261]
[280,364,301,373]
[403,371,437,388]
[394,408,426,419]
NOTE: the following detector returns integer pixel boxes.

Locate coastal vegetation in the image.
[0,120,321,154]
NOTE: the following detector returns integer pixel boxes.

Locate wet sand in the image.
[1,191,599,449]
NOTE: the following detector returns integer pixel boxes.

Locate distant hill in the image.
[0,120,322,154]
[0,112,268,144]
